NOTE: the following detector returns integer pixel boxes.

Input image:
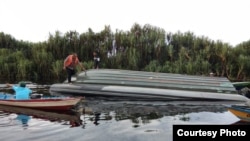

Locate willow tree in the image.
[16,59,33,80]
[153,31,167,65]
[79,28,99,62]
[126,47,140,70]
[51,60,64,81]
[214,41,230,77]
[0,32,17,49]
[31,48,54,81]
[46,31,66,59]
[236,55,250,80]
[0,49,12,79]
[64,31,80,56]
[175,47,188,74]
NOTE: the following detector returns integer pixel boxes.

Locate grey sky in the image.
[1,0,250,46]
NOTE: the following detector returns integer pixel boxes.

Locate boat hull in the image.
[228,105,250,122]
[50,83,248,102]
[0,93,83,111]
[50,69,249,102]
[232,81,250,90]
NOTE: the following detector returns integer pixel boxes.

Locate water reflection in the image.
[0,97,248,141]
[81,98,241,127]
[15,114,30,128]
[0,105,83,128]
[1,83,249,141]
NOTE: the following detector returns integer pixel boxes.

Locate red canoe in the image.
[0,93,83,111]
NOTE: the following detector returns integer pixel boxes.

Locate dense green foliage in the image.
[0,23,250,83]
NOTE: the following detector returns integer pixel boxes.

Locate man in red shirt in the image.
[63,53,85,83]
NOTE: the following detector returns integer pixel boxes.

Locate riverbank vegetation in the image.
[0,23,249,83]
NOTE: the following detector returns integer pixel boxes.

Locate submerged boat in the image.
[228,105,250,122]
[0,93,83,111]
[49,69,249,102]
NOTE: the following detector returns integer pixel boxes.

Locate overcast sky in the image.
[1,0,250,46]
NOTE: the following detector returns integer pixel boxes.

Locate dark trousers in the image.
[94,59,100,69]
[66,67,76,83]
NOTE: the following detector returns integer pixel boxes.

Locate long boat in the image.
[0,93,84,111]
[0,105,84,127]
[228,105,250,122]
[49,69,249,102]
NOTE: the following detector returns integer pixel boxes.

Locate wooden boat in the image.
[0,93,84,111]
[228,105,250,122]
[0,105,84,127]
[49,69,249,102]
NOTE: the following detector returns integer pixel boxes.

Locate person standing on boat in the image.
[93,50,100,69]
[63,53,86,83]
[6,82,32,100]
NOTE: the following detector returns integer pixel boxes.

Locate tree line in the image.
[0,23,250,84]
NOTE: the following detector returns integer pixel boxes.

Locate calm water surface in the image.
[0,86,245,141]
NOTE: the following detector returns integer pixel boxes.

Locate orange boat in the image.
[228,105,250,122]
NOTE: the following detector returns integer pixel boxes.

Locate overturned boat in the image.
[49,69,249,102]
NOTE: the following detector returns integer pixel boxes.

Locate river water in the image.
[0,86,247,141]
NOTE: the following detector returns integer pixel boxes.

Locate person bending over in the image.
[63,53,86,83]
